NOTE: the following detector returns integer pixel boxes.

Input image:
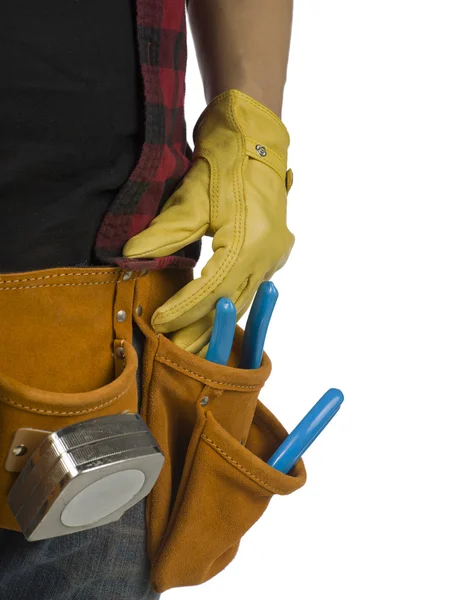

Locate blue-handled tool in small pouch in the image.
[205,297,236,366]
[206,281,278,368]
[239,281,279,369]
[267,388,344,474]
[205,293,344,474]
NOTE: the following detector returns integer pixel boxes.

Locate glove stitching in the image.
[153,95,246,322]
[197,149,219,229]
[246,149,287,183]
[246,136,286,166]
[152,234,239,323]
[206,89,289,139]
[124,225,208,259]
[241,94,289,133]
[230,88,246,280]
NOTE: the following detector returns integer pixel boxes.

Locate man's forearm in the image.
[187,0,293,117]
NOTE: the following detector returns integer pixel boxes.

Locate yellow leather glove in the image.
[122,89,295,354]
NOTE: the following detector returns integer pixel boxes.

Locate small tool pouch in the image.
[0,339,140,532]
[137,320,307,593]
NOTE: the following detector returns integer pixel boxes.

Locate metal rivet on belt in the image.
[13,445,28,457]
[135,305,143,316]
[255,144,267,157]
[115,346,125,359]
[122,271,133,282]
[116,310,127,323]
[200,396,209,407]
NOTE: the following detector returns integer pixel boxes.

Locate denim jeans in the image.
[0,322,161,600]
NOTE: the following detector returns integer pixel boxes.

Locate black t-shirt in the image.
[0,0,145,273]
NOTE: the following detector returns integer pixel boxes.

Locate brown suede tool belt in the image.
[0,265,306,593]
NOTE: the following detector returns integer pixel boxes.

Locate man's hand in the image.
[122,90,294,354]
[124,0,295,354]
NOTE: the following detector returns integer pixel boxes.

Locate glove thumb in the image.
[122,160,210,259]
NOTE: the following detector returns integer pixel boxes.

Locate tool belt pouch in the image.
[0,338,140,532]
[140,323,307,593]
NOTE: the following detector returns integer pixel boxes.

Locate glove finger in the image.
[122,161,210,259]
[233,275,268,324]
[150,235,252,331]
[194,274,266,359]
[166,274,265,356]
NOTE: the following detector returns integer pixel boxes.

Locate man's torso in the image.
[0,0,144,272]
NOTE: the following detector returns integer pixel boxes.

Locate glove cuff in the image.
[193,89,290,172]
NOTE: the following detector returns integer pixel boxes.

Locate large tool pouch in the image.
[135,314,307,593]
[0,267,148,532]
[0,266,306,593]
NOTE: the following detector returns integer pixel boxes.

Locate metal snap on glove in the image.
[122,89,295,354]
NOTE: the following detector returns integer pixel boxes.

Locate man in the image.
[0,1,295,598]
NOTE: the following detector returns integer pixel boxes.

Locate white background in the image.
[169,1,449,598]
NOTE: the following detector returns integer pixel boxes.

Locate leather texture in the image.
[122,89,295,354]
[0,264,306,593]
[0,266,190,531]
[135,322,307,593]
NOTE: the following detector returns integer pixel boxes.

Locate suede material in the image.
[151,403,307,591]
[0,265,307,592]
[0,266,189,531]
[132,311,307,593]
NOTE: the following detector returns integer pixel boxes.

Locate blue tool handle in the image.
[239,281,279,369]
[205,298,237,366]
[267,388,344,474]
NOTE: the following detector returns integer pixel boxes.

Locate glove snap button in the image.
[255,144,267,157]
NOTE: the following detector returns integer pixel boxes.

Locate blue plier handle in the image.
[206,282,279,368]
[239,281,279,369]
[205,298,236,365]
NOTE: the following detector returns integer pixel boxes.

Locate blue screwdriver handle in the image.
[205,298,237,366]
[239,281,279,369]
[267,388,344,474]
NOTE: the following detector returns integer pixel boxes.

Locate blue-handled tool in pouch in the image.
[205,297,237,365]
[206,290,344,477]
[267,388,344,474]
[239,281,279,369]
[206,281,278,368]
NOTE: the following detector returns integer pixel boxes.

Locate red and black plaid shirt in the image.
[94,0,199,271]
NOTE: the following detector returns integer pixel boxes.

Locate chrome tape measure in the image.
[8,413,164,541]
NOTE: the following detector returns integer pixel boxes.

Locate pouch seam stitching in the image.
[0,281,119,292]
[155,354,262,390]
[146,331,163,563]
[252,410,306,478]
[0,379,134,415]
[252,412,280,444]
[153,404,208,568]
[0,271,116,284]
[201,433,286,494]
